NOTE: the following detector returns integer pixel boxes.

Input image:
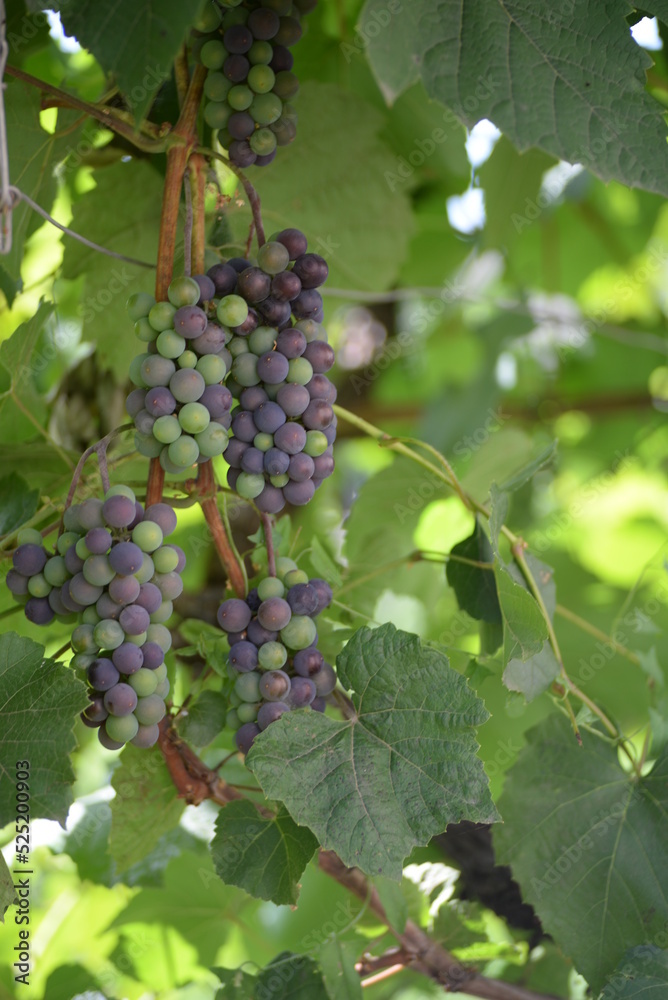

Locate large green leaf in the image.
[248,624,498,880]
[231,82,414,291]
[109,744,184,871]
[495,715,668,993]
[600,947,668,998]
[0,473,39,536]
[360,0,668,196]
[0,303,53,444]
[446,517,501,624]
[210,800,318,906]
[57,0,195,120]
[0,633,88,827]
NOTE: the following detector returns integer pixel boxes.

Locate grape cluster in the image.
[217,557,334,753]
[193,0,316,167]
[7,490,184,751]
[126,275,233,474]
[222,228,336,511]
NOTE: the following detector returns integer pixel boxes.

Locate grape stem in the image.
[196,461,247,598]
[60,426,128,533]
[196,146,266,246]
[260,513,276,577]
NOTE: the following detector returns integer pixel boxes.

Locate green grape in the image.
[134,317,157,342]
[134,554,155,585]
[196,423,229,458]
[287,357,313,385]
[159,450,185,475]
[148,301,177,332]
[248,39,273,64]
[228,85,253,110]
[106,713,139,744]
[17,528,43,546]
[194,0,222,31]
[132,521,163,553]
[236,472,265,499]
[217,294,249,328]
[231,353,260,387]
[247,64,275,94]
[153,415,182,445]
[83,554,115,587]
[150,600,173,624]
[196,354,227,384]
[155,678,170,698]
[127,631,148,647]
[57,531,79,555]
[105,485,136,501]
[178,350,198,369]
[129,354,149,388]
[273,70,300,100]
[229,690,242,708]
[204,72,232,102]
[27,573,51,598]
[258,640,288,670]
[249,92,282,125]
[257,576,285,600]
[153,662,168,683]
[44,556,69,587]
[127,291,156,321]
[228,336,252,358]
[204,101,232,130]
[135,694,166,725]
[304,430,329,457]
[249,326,277,355]
[81,606,101,626]
[178,402,210,434]
[295,319,324,342]
[75,537,91,560]
[223,5,248,23]
[217,127,233,149]
[94,619,125,650]
[282,101,298,124]
[129,669,158,697]
[71,652,96,671]
[237,702,259,723]
[71,623,98,653]
[276,556,298,579]
[152,546,179,574]
[249,128,277,157]
[283,568,309,587]
[269,473,289,487]
[147,623,172,653]
[226,709,241,730]
[257,241,290,275]
[253,432,273,452]
[156,329,187,359]
[141,355,177,388]
[234,671,261,703]
[136,432,164,459]
[168,276,201,308]
[201,39,227,69]
[168,435,200,468]
[280,614,317,650]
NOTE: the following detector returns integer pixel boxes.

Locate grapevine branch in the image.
[196,461,247,597]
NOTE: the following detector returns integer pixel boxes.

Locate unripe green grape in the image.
[196,423,229,458]
[204,72,232,102]
[232,353,261,387]
[258,640,288,670]
[168,276,201,308]
[254,432,273,452]
[27,573,51,598]
[129,354,149,388]
[217,294,249,328]
[273,70,299,100]
[132,521,163,553]
[141,355,176,388]
[155,678,170,698]
[201,39,227,69]
[217,127,233,150]
[134,554,155,585]
[223,5,249,23]
[237,702,259,723]
[83,554,115,587]
[196,354,227,384]
[270,473,289,487]
[234,671,261,703]
[17,528,43,546]
[153,662,168,683]
[151,601,174,626]
[178,350,198,369]
[282,101,298,124]
[72,623,98,653]
[133,693,166,726]
[156,329,187,359]
[131,723,160,748]
[249,128,277,157]
[280,614,317,650]
[195,0,222,31]
[71,652,96,671]
[283,568,309,587]
[276,556,298,579]
[147,623,172,652]
[82,606,101,626]
[229,336,251,358]
[250,92,282,125]
[257,576,285,600]
[226,709,241,730]
[94,619,125,650]
[248,64,275,94]
[178,402,210,434]
[236,472,265,499]
[106,713,139,744]
[304,430,329,457]
[249,39,273,64]
[168,435,200,468]
[127,291,156,321]
[204,101,232,130]
[148,301,177,332]
[228,85,253,110]
[153,415,182,445]
[257,241,290,275]
[295,319,324,342]
[44,555,68,587]
[135,432,164,459]
[127,631,148,647]
[249,326,277,355]
[135,317,157,342]
[57,531,79,555]
[152,546,179,574]
[288,357,313,385]
[129,668,158,697]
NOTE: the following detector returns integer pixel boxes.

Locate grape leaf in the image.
[600,947,668,998]
[210,800,318,906]
[479,138,556,251]
[495,715,668,993]
[494,563,548,664]
[446,517,501,624]
[0,302,53,444]
[248,624,498,880]
[0,851,16,923]
[318,937,363,1000]
[215,953,326,1000]
[109,744,184,871]
[0,473,39,535]
[0,632,88,827]
[57,0,196,120]
[360,0,668,196]
[178,691,227,748]
[502,641,560,701]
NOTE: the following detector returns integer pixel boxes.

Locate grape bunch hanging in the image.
[194,0,317,167]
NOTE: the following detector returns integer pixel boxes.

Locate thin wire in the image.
[0,0,12,252]
[6,186,155,268]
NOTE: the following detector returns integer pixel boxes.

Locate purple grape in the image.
[247,588,261,612]
[287,676,317,708]
[311,578,334,613]
[259,669,291,701]
[283,479,315,506]
[288,452,315,482]
[270,45,294,73]
[240,386,268,411]
[276,383,310,416]
[275,228,306,259]
[228,111,255,139]
[70,573,103,607]
[272,271,302,303]
[254,401,286,434]
[192,273,216,303]
[24,596,54,625]
[60,585,84,614]
[237,267,271,304]
[144,503,178,536]
[292,253,328,289]
[229,641,259,672]
[224,23,253,52]
[241,447,265,474]
[257,701,289,729]
[257,597,291,631]
[225,438,249,468]
[227,630,247,645]
[96,593,123,620]
[313,452,335,478]
[312,662,337,696]
[259,297,291,326]
[87,658,120,692]
[302,399,334,430]
[154,572,183,600]
[84,694,108,724]
[109,574,141,605]
[98,725,124,750]
[275,15,302,45]
[231,410,258,443]
[227,468,241,491]
[276,328,306,358]
[207,262,238,296]
[126,388,146,417]
[274,423,307,455]
[85,528,112,555]
[132,500,147,529]
[263,447,290,476]
[303,341,335,373]
[228,257,253,274]
[12,544,46,577]
[255,150,278,167]
[199,385,232,420]
[293,647,324,677]
[144,386,176,418]
[307,374,337,403]
[112,643,144,674]
[233,307,259,336]
[173,305,208,339]
[64,545,84,575]
[229,139,257,167]
[192,323,226,355]
[78,498,104,530]
[102,495,136,529]
[311,696,327,713]
[108,542,144,576]
[292,288,323,319]
[141,642,165,670]
[48,588,70,617]
[287,583,319,616]
[6,570,28,596]
[323,424,337,447]
[235,722,261,753]
[135,409,155,435]
[255,484,286,513]
[217,598,252,633]
[104,683,138,717]
[248,7,280,39]
[120,604,150,635]
[257,351,290,384]
[131,723,160,748]
[135,583,164,615]
[246,620,278,645]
